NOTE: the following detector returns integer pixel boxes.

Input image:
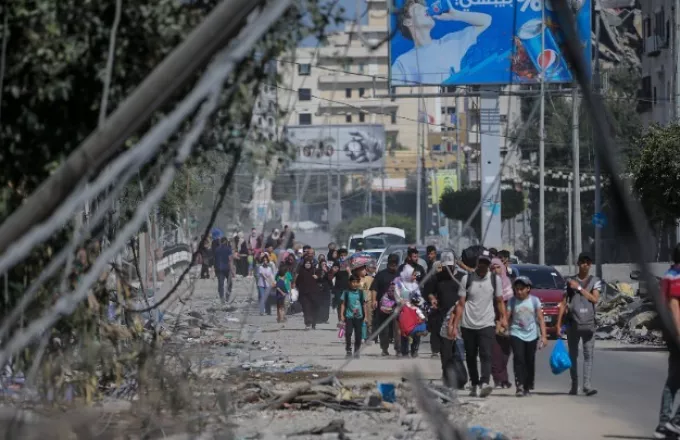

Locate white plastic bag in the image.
[290,288,299,302]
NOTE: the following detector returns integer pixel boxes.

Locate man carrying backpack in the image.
[556,252,601,396]
[451,250,506,398]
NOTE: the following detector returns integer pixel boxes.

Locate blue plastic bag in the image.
[549,339,572,375]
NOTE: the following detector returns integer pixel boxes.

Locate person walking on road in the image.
[257,254,276,316]
[424,245,442,358]
[371,253,400,356]
[491,257,513,389]
[507,276,548,397]
[654,243,680,439]
[435,251,465,388]
[452,250,506,398]
[293,255,320,330]
[340,275,368,358]
[556,252,601,396]
[214,237,234,303]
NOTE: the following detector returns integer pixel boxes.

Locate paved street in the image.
[166,276,669,439]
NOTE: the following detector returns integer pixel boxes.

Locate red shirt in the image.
[661,265,680,300]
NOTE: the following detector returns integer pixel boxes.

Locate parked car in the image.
[510,264,566,337]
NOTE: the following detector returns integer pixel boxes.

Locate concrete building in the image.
[639,0,677,126]
[276,0,522,183]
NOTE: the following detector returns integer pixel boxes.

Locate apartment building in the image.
[276,0,521,182]
[639,0,678,125]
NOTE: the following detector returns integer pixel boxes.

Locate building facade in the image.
[276,0,521,182]
[639,0,677,126]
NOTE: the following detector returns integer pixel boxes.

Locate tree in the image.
[438,186,525,240]
[514,63,642,263]
[630,123,680,229]
[333,215,416,246]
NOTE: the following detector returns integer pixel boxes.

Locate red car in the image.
[510,264,566,337]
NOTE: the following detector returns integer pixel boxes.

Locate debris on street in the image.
[596,293,663,344]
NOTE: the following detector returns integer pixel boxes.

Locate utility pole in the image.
[572,87,582,256]
[538,0,547,265]
[368,170,373,217]
[594,0,603,278]
[568,180,574,273]
[416,97,423,245]
[455,100,463,252]
[381,169,386,226]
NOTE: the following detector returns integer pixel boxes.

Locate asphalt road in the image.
[531,340,667,439]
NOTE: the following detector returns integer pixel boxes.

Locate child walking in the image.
[507,276,548,397]
[340,275,368,359]
[398,292,429,358]
[275,267,290,324]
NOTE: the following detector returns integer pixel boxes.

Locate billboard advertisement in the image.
[389,0,591,86]
[284,125,386,171]
[430,169,459,204]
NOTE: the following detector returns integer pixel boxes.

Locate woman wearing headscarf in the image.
[491,257,514,388]
[315,255,332,324]
[293,255,320,330]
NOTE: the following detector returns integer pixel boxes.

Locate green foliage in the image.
[630,123,680,228]
[333,215,416,245]
[514,63,642,263]
[438,187,525,239]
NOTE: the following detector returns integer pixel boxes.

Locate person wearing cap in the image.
[507,276,548,397]
[451,249,507,398]
[436,251,467,388]
[556,251,601,396]
[371,253,401,356]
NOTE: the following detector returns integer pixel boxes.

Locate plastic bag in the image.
[549,339,572,375]
[290,288,299,302]
[338,323,345,339]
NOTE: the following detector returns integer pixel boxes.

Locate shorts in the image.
[276,295,286,307]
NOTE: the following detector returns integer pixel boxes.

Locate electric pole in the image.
[572,87,582,256]
[594,0,603,278]
[538,0,547,265]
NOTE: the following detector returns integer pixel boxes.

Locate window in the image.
[440,86,456,94]
[359,88,365,97]
[638,75,652,112]
[299,113,312,125]
[358,63,365,74]
[345,88,352,98]
[359,112,366,122]
[343,61,351,72]
[644,17,651,38]
[653,86,657,105]
[500,114,508,123]
[298,88,311,101]
[298,63,311,76]
[346,114,352,123]
[390,111,397,124]
[441,106,456,115]
[655,9,665,40]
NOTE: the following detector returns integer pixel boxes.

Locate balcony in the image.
[317,98,398,113]
[318,74,388,87]
[645,35,662,57]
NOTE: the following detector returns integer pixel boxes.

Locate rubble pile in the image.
[596,293,663,344]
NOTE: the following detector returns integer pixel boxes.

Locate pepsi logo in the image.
[538,49,558,70]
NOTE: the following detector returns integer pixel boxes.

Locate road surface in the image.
[169,276,669,439]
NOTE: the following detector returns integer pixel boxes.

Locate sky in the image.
[299,0,363,47]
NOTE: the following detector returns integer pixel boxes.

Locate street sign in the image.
[592,212,607,229]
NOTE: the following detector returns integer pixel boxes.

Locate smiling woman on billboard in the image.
[390,0,491,86]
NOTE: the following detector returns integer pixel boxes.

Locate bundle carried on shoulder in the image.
[461,245,487,269]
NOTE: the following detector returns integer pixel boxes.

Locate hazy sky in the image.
[300,0,365,47]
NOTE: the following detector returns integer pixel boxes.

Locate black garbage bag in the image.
[461,245,486,269]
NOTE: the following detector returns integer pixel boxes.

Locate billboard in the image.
[389,0,591,86]
[284,124,386,171]
[430,169,459,204]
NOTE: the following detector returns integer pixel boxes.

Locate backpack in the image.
[465,272,498,294]
[379,294,397,314]
[567,276,598,330]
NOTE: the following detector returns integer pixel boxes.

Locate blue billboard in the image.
[389,0,591,86]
